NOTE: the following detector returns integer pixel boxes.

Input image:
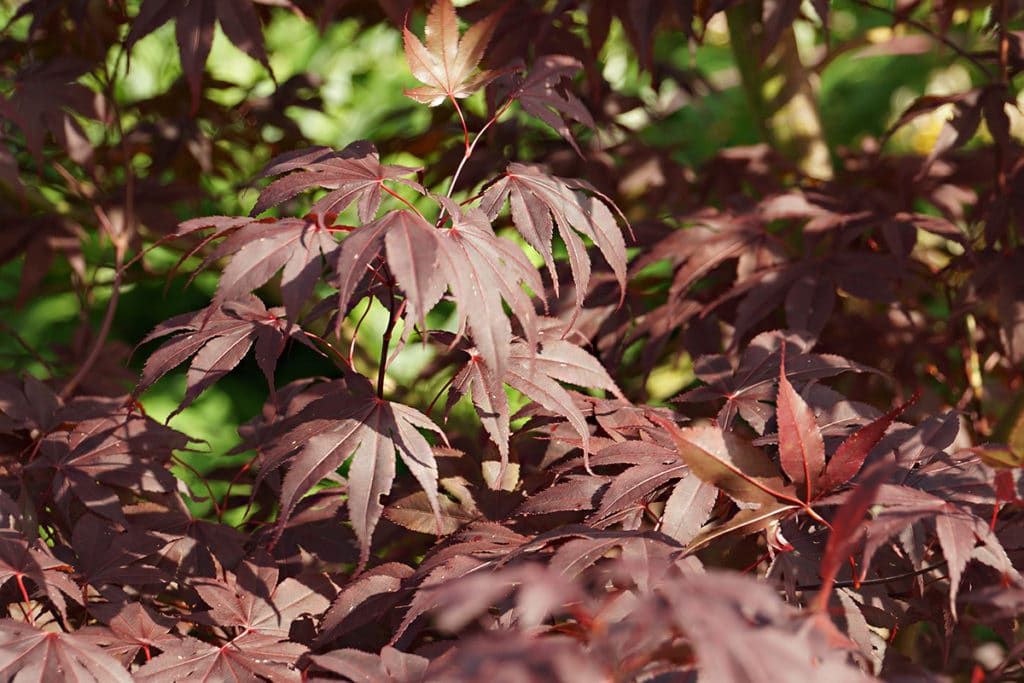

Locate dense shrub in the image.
[1,1,1023,680]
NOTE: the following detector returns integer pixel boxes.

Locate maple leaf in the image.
[655,383,918,553]
[0,57,104,168]
[192,560,331,637]
[68,514,171,595]
[330,210,439,335]
[316,562,414,647]
[78,602,180,666]
[659,474,719,546]
[261,377,445,569]
[677,331,874,432]
[480,163,629,312]
[436,202,543,382]
[311,646,429,683]
[175,213,340,323]
[124,502,247,580]
[133,632,305,682]
[0,619,132,682]
[27,411,186,525]
[126,0,275,114]
[402,0,502,106]
[662,421,800,509]
[511,55,595,155]
[777,346,826,502]
[250,141,423,221]
[384,490,477,535]
[425,633,609,683]
[0,530,77,618]
[662,572,872,683]
[335,204,541,374]
[447,320,623,471]
[135,296,313,416]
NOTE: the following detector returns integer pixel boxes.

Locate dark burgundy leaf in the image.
[127,0,274,113]
[678,331,874,432]
[311,646,428,683]
[133,632,305,682]
[513,55,595,154]
[263,384,444,568]
[193,561,331,636]
[589,462,686,525]
[78,602,179,666]
[28,412,185,525]
[822,391,919,491]
[776,347,826,500]
[515,474,608,516]
[0,58,103,167]
[180,214,339,323]
[135,296,311,414]
[252,141,422,221]
[659,474,718,546]
[657,420,799,507]
[0,619,132,682]
[316,563,413,646]
[480,163,628,311]
[813,461,892,611]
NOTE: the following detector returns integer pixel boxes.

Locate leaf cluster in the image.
[2,1,1024,681]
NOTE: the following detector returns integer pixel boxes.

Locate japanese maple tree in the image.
[1,0,1024,681]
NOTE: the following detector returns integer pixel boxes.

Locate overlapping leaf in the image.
[28,412,186,525]
[658,358,921,553]
[126,0,275,112]
[174,214,340,323]
[0,620,132,682]
[0,57,103,167]
[513,55,595,155]
[480,163,628,312]
[776,347,826,501]
[250,141,423,221]
[192,561,331,636]
[336,204,540,378]
[447,321,623,470]
[133,632,305,682]
[135,295,312,415]
[677,331,874,432]
[261,379,445,568]
[78,602,179,665]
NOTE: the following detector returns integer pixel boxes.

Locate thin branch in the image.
[795,559,948,592]
[851,0,995,78]
[438,93,517,224]
[377,266,398,398]
[60,245,123,399]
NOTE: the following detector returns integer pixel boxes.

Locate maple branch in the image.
[850,0,994,78]
[450,95,471,153]
[425,371,458,417]
[60,240,124,399]
[795,560,948,592]
[171,453,222,519]
[301,330,353,370]
[60,65,135,400]
[378,267,398,398]
[439,93,516,224]
[0,323,59,377]
[219,451,261,524]
[382,183,426,219]
[14,574,35,627]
